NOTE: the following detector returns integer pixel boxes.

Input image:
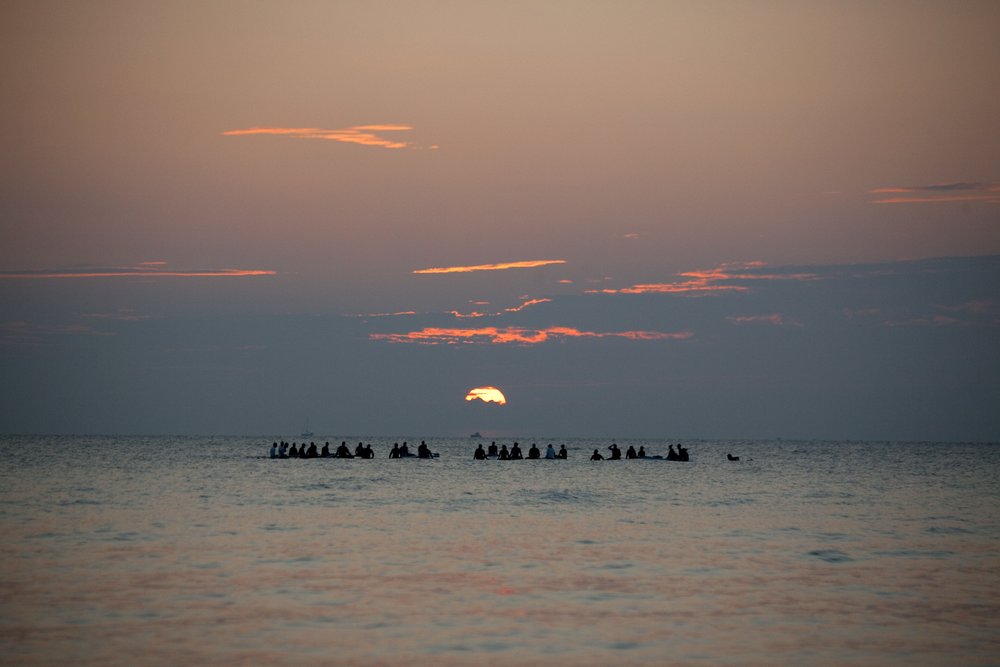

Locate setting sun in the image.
[465,386,507,405]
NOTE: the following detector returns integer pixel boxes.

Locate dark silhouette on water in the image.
[727,453,740,461]
[498,444,510,460]
[528,444,540,459]
[417,441,433,459]
[545,444,556,459]
[625,445,637,459]
[590,449,604,461]
[637,446,646,458]
[510,442,524,460]
[558,445,568,459]
[608,443,622,460]
[474,444,486,460]
[488,442,498,457]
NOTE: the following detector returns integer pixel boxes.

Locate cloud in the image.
[221,125,432,149]
[450,297,551,319]
[345,311,419,318]
[727,313,803,327]
[370,326,693,345]
[870,182,1000,204]
[0,265,276,279]
[413,260,567,274]
[590,262,819,295]
[1,321,113,345]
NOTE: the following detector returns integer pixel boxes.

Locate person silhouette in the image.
[590,449,604,461]
[474,444,487,460]
[625,445,637,459]
[488,442,498,457]
[528,443,540,459]
[637,446,646,458]
[608,444,621,460]
[269,442,277,458]
[498,444,510,460]
[545,444,556,459]
[558,445,568,459]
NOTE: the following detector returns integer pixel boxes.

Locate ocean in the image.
[1,436,998,666]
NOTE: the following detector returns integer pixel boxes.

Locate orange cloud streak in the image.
[451,297,552,319]
[370,326,692,345]
[872,195,1000,204]
[0,267,276,280]
[591,262,817,295]
[222,125,427,149]
[413,260,567,274]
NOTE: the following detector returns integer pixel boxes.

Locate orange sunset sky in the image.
[1,1,998,439]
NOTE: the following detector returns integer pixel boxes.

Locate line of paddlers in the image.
[474,442,689,461]
[269,440,696,461]
[269,440,436,459]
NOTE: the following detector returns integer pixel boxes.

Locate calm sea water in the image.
[1,436,998,666]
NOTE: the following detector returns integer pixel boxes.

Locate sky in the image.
[1,1,998,440]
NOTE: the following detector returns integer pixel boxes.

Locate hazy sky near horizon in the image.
[2,1,998,439]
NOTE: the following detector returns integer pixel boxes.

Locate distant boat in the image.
[301,418,314,438]
[470,432,482,438]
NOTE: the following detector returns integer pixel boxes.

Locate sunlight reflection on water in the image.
[1,436,998,665]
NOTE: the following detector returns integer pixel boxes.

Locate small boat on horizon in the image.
[470,432,482,438]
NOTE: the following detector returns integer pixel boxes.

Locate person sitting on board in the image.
[666,445,679,461]
[306,442,319,458]
[417,441,433,459]
[321,442,330,457]
[558,445,568,459]
[608,444,622,460]
[625,445,637,459]
[637,446,646,458]
[678,444,690,462]
[399,442,410,457]
[364,444,375,459]
[474,444,487,460]
[727,453,740,461]
[545,444,557,459]
[510,442,524,460]
[289,443,299,458]
[336,441,354,458]
[488,442,499,457]
[590,449,604,461]
[354,442,366,458]
[389,443,400,458]
[498,444,510,460]
[278,442,288,458]
[269,442,277,458]
[527,443,540,459]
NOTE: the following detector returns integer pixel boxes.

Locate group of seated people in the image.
[589,443,689,461]
[389,441,435,459]
[269,441,375,459]
[270,439,691,461]
[474,442,568,460]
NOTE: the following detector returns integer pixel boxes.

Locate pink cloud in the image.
[222,124,433,150]
[591,262,818,296]
[370,326,693,345]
